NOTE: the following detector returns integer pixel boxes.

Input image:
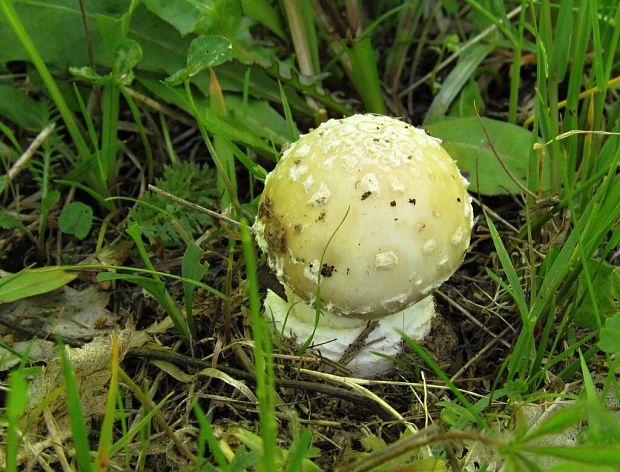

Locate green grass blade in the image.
[401,335,489,430]
[95,334,120,470]
[108,393,172,456]
[278,80,298,143]
[5,367,29,472]
[562,0,592,174]
[281,0,320,74]
[240,219,277,472]
[114,388,131,469]
[425,44,494,123]
[121,87,154,181]
[182,241,210,340]
[297,207,350,355]
[508,1,527,123]
[383,1,423,91]
[347,36,387,114]
[101,84,120,186]
[124,224,191,339]
[193,401,230,471]
[485,214,529,322]
[485,213,535,382]
[467,0,518,46]
[550,0,574,83]
[284,428,314,472]
[57,339,93,472]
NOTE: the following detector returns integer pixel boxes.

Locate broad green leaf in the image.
[0,1,187,75]
[121,4,190,73]
[0,0,115,66]
[186,36,232,77]
[425,117,550,195]
[227,95,298,144]
[240,0,286,40]
[575,262,620,329]
[112,38,143,84]
[58,201,93,240]
[165,36,232,85]
[162,68,187,87]
[0,85,48,131]
[598,313,620,355]
[69,66,109,85]
[141,0,273,67]
[140,0,208,36]
[0,268,77,303]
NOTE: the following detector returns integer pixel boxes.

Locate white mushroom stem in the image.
[264,288,436,378]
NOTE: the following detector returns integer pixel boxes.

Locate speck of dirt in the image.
[257,196,273,219]
[258,198,287,254]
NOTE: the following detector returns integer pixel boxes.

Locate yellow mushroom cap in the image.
[254,114,473,319]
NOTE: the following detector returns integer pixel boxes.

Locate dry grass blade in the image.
[5,122,55,182]
[147,184,251,233]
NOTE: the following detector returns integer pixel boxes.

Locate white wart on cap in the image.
[255,114,473,319]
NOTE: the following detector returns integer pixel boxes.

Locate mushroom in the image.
[254,114,473,377]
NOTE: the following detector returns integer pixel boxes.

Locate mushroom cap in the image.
[255,114,473,319]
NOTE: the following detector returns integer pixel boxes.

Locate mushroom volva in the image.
[254,114,473,377]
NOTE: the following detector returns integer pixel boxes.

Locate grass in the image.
[0,0,619,470]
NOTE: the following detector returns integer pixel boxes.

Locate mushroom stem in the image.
[264,288,436,378]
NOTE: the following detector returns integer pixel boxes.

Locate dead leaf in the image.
[0,338,57,371]
[0,285,116,341]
